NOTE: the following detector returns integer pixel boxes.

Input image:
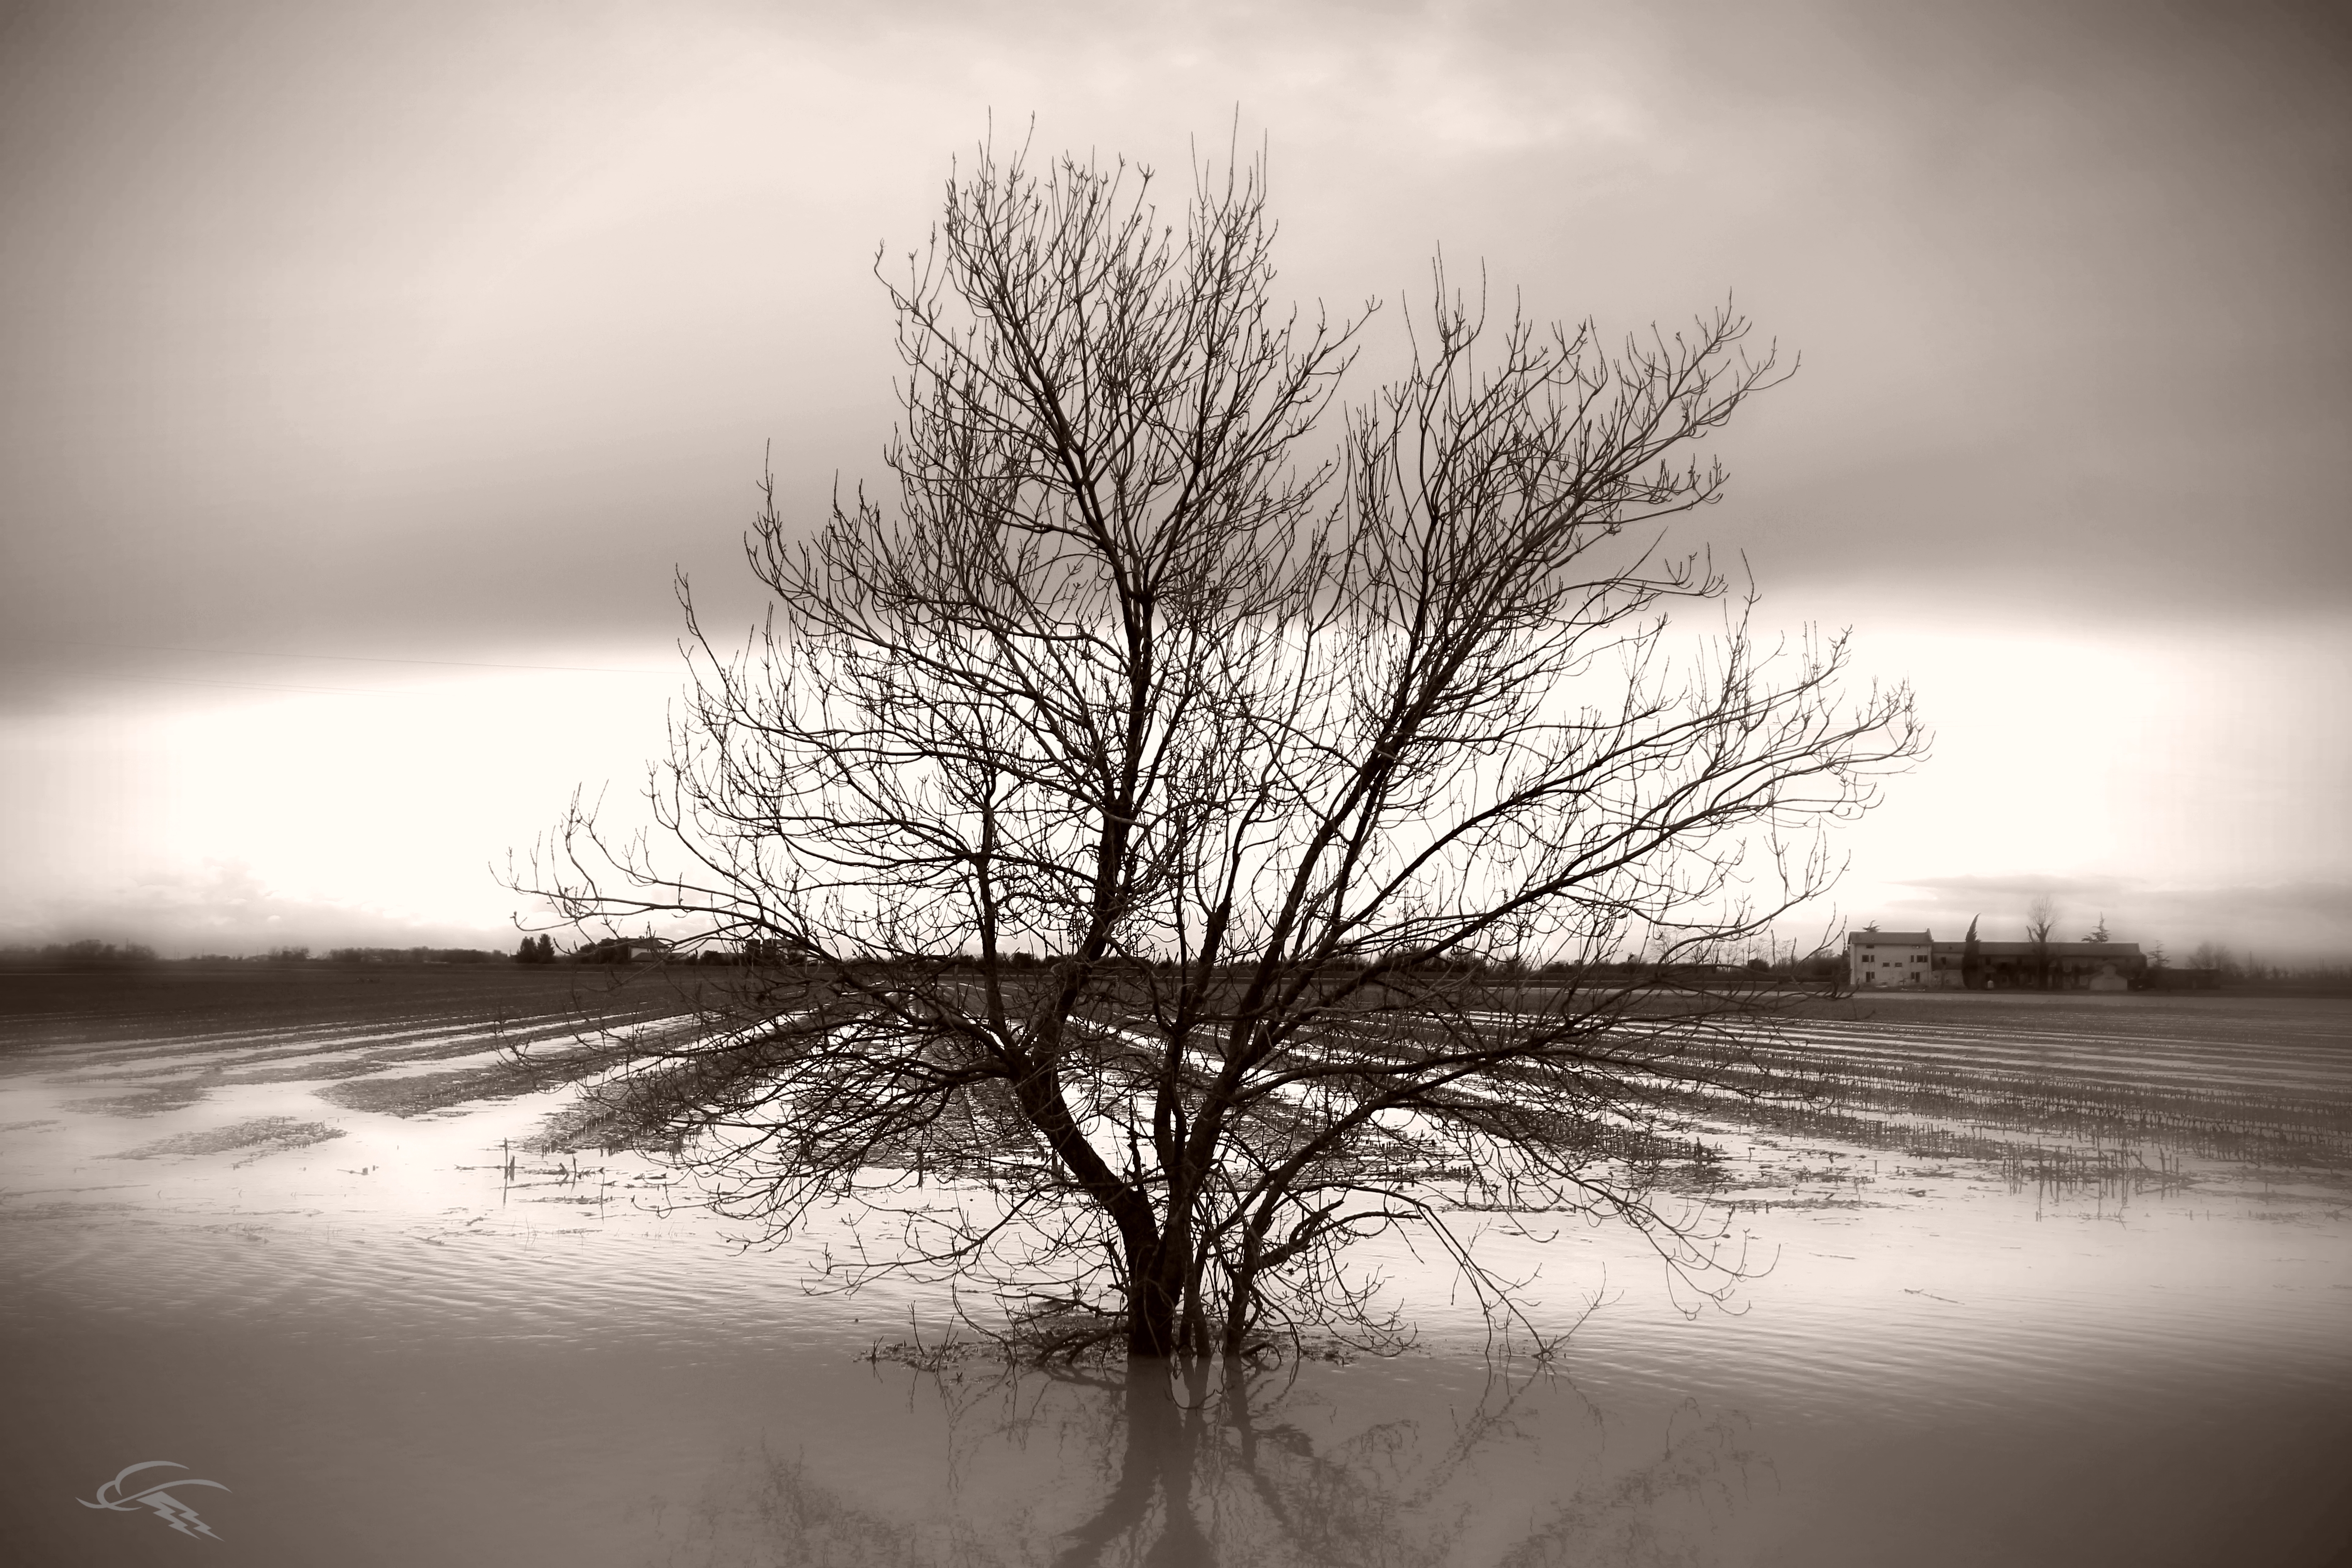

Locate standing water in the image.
[3,969,2347,1565]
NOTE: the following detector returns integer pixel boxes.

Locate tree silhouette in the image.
[520,138,1923,1357]
[2025,896,2059,990]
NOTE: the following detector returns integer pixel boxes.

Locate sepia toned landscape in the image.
[5,3,2348,1563]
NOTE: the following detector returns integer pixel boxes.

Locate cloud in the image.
[2,0,2345,696]
[4,860,519,957]
[1886,873,2132,903]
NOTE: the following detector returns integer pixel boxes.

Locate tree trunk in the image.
[1125,1210,1193,1357]
[1126,1248,1184,1357]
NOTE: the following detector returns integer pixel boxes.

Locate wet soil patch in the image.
[64,1080,214,1117]
[528,1062,706,1155]
[107,1116,347,1160]
[316,1049,618,1117]
[211,1056,398,1084]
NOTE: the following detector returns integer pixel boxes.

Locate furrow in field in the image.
[1753,1042,2350,1099]
[1771,1016,2352,1061]
[1754,1029,2352,1092]
[24,1010,666,1080]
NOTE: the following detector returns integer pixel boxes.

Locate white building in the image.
[1847,929,1933,988]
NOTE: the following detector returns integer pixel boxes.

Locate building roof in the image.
[1942,940,2143,959]
[1849,931,2146,958]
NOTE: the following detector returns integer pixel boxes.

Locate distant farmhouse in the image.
[1846,928,2146,991]
[574,935,673,965]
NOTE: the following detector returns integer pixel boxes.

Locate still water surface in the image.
[2,984,2347,1564]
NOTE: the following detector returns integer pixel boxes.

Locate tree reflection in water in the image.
[667,1356,1761,1567]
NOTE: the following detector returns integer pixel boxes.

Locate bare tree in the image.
[520,141,1924,1359]
[2026,895,2059,990]
[2187,940,2233,976]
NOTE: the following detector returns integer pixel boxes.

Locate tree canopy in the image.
[522,142,1924,1358]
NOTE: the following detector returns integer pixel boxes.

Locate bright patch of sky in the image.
[2,0,2344,957]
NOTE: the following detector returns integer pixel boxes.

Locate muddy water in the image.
[2,986,2348,1565]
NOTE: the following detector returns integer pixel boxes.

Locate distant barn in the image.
[1846,928,2146,991]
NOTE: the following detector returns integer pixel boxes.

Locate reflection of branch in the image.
[666,1353,1766,1568]
[1496,1399,1769,1568]
[672,1437,990,1568]
[1052,1361,1213,1568]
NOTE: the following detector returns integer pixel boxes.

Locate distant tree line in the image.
[318,946,507,965]
[0,940,160,968]
[2173,942,2347,985]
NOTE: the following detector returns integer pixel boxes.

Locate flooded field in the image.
[2,971,2347,1565]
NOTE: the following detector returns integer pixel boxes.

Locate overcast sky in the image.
[2,0,2346,959]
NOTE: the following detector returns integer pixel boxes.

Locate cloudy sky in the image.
[2,0,2346,960]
